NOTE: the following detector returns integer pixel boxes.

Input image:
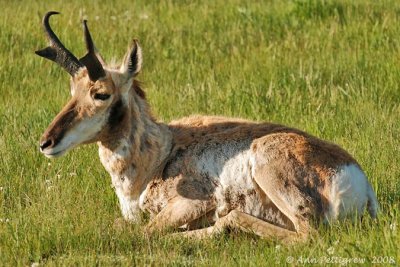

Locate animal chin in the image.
[43,149,67,158]
[42,146,71,158]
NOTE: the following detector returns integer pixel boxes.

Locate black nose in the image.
[40,139,54,151]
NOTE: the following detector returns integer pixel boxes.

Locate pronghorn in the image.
[36,11,378,242]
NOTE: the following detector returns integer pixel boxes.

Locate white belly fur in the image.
[194,140,276,221]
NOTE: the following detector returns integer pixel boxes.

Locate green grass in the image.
[1,0,399,265]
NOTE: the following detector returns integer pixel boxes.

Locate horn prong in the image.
[35,11,83,76]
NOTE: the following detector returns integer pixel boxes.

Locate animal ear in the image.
[120,39,142,79]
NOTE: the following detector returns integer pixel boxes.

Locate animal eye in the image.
[93,93,111,101]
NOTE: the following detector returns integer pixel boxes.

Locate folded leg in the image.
[177,210,302,243]
[145,196,215,233]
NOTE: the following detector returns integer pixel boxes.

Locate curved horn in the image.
[35,11,84,76]
[79,20,105,81]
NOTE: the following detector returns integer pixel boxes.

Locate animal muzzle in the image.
[39,104,78,157]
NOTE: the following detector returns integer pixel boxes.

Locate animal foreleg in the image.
[145,197,215,234]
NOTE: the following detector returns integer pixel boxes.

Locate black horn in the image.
[35,11,84,76]
[79,20,105,81]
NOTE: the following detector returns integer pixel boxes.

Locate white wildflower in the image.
[139,13,149,20]
[237,7,247,14]
[45,179,53,191]
[124,11,132,20]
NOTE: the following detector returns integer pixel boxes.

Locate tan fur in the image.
[39,32,378,242]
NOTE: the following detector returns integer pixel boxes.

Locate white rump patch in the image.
[325,164,373,221]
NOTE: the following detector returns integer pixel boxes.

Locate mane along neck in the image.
[98,81,172,198]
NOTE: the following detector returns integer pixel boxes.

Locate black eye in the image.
[94,93,111,101]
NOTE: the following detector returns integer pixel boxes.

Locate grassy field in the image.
[0,0,399,265]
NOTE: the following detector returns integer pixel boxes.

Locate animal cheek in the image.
[108,99,127,130]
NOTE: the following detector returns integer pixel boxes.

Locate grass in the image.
[0,0,399,265]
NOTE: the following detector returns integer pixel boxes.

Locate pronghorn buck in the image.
[36,11,378,242]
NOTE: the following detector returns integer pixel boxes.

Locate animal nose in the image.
[40,138,54,151]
